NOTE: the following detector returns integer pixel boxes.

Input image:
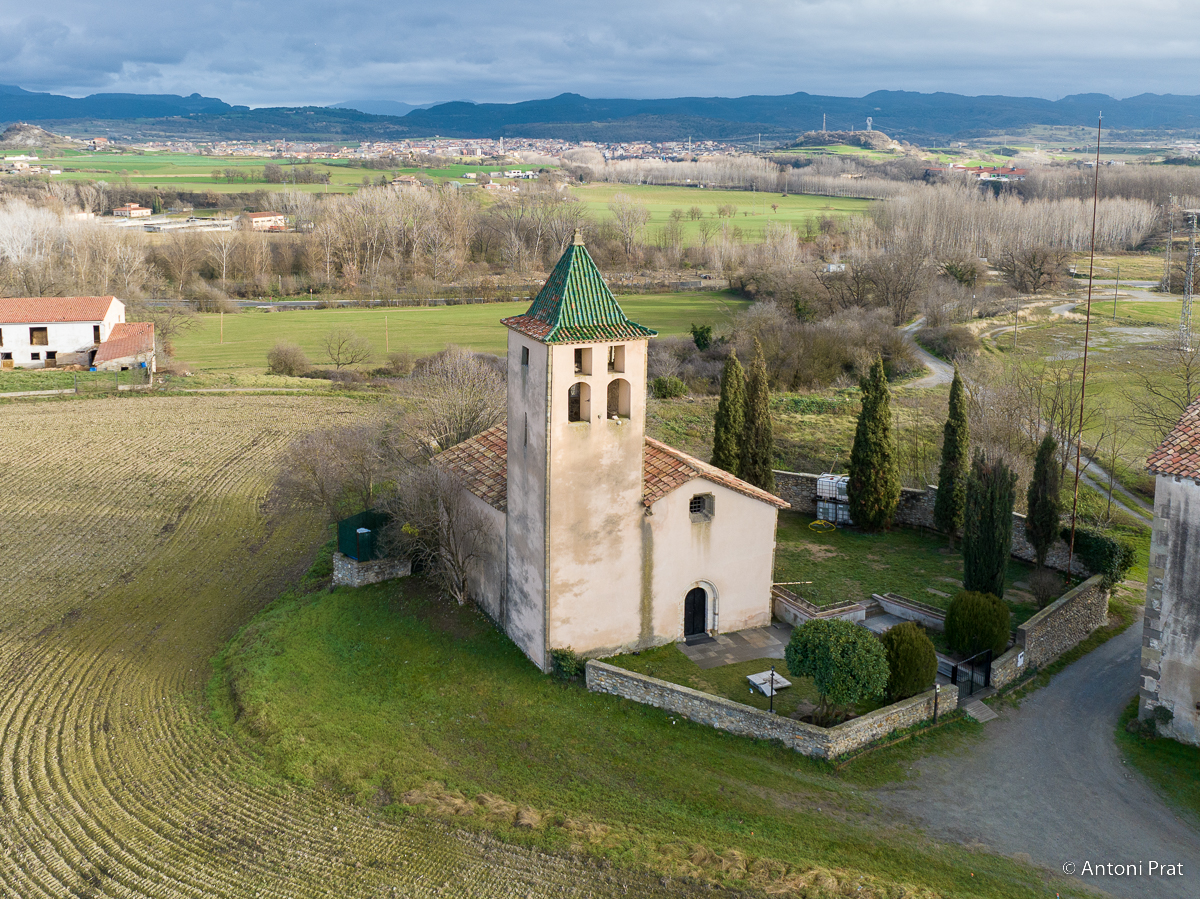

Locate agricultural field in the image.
[570,183,872,241]
[0,393,697,897]
[171,291,750,371]
[53,150,544,195]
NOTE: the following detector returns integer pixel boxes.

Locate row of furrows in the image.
[0,396,671,897]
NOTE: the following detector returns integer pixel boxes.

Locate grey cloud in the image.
[0,0,1196,107]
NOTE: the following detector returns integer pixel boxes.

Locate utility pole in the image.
[1113,264,1119,321]
[1182,210,1199,353]
[1161,197,1175,293]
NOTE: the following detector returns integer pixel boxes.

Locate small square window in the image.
[31,352,40,360]
[607,345,625,372]
[521,346,529,366]
[573,347,591,374]
[689,493,714,522]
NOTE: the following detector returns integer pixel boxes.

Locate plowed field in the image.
[0,395,693,897]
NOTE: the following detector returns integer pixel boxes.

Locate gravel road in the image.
[873,617,1200,899]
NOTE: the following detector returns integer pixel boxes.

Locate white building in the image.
[0,296,125,369]
[439,234,788,671]
[1141,395,1200,745]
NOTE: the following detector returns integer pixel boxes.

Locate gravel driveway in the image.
[873,616,1199,899]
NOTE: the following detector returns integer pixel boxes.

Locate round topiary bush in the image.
[879,621,938,700]
[266,340,311,377]
[944,590,1011,657]
[785,617,889,725]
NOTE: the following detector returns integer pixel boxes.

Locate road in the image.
[873,616,1200,899]
[901,319,955,387]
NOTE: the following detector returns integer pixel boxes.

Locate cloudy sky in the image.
[1,0,1197,106]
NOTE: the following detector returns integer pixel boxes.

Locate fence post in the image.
[114,371,119,392]
[74,373,78,395]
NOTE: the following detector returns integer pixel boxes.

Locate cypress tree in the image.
[1025,433,1062,569]
[962,450,1017,598]
[711,348,745,474]
[847,355,901,531]
[739,338,775,492]
[933,367,969,547]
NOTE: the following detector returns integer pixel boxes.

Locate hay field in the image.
[0,394,687,897]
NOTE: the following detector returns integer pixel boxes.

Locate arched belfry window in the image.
[607,378,630,419]
[568,382,591,422]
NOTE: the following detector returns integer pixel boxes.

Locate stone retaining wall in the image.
[772,470,1088,577]
[332,552,411,588]
[1017,574,1108,669]
[586,660,958,759]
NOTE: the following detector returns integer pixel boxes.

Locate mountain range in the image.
[3,84,1200,143]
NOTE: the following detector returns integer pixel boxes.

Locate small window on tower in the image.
[574,347,591,374]
[93,325,101,344]
[607,345,625,372]
[521,346,529,366]
[689,493,715,523]
[567,382,590,422]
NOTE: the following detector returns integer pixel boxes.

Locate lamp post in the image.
[769,665,776,715]
[934,683,940,724]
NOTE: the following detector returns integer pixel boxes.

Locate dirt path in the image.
[901,319,955,388]
[873,615,1200,899]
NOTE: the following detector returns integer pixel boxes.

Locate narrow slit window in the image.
[521,346,529,366]
[93,325,101,344]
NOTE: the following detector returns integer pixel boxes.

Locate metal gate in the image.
[951,649,993,698]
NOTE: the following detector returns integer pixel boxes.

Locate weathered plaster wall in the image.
[505,332,550,670]
[1140,475,1200,745]
[586,660,958,759]
[647,481,777,641]
[546,340,650,659]
[772,471,1088,576]
[331,552,411,588]
[463,491,507,626]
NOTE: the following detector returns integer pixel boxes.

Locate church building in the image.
[439,234,788,671]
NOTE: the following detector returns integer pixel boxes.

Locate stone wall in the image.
[772,471,1088,577]
[332,552,411,588]
[873,593,947,631]
[1017,574,1108,669]
[586,660,958,759]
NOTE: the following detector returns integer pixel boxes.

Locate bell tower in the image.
[501,233,657,669]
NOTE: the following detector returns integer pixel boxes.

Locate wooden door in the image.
[684,587,707,637]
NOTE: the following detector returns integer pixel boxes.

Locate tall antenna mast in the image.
[1161,196,1175,293]
[1182,210,1199,353]
[1067,114,1103,579]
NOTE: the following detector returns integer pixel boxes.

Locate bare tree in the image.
[996,246,1070,294]
[1124,340,1200,445]
[607,193,650,259]
[395,347,506,458]
[277,421,386,520]
[322,328,373,369]
[381,464,494,606]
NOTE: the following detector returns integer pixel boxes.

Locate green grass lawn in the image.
[212,571,1090,898]
[0,368,148,394]
[774,512,1040,623]
[172,292,749,371]
[607,644,885,719]
[1116,698,1200,825]
[568,183,872,241]
[54,151,546,195]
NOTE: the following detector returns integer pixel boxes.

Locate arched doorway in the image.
[684,587,708,638]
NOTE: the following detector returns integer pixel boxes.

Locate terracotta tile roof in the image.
[435,423,509,511]
[501,236,657,345]
[0,296,119,324]
[438,424,789,512]
[643,437,789,509]
[93,322,154,365]
[1147,394,1200,479]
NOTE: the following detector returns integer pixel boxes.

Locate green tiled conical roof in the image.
[501,234,657,344]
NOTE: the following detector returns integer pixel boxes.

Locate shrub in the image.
[650,375,688,399]
[944,590,1011,657]
[550,647,585,682]
[266,341,311,377]
[1065,526,1136,589]
[916,325,981,361]
[880,621,938,700]
[1029,568,1064,609]
[785,618,888,726]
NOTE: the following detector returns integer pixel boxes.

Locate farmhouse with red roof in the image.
[437,232,787,671]
[0,296,131,370]
[1140,394,1200,745]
